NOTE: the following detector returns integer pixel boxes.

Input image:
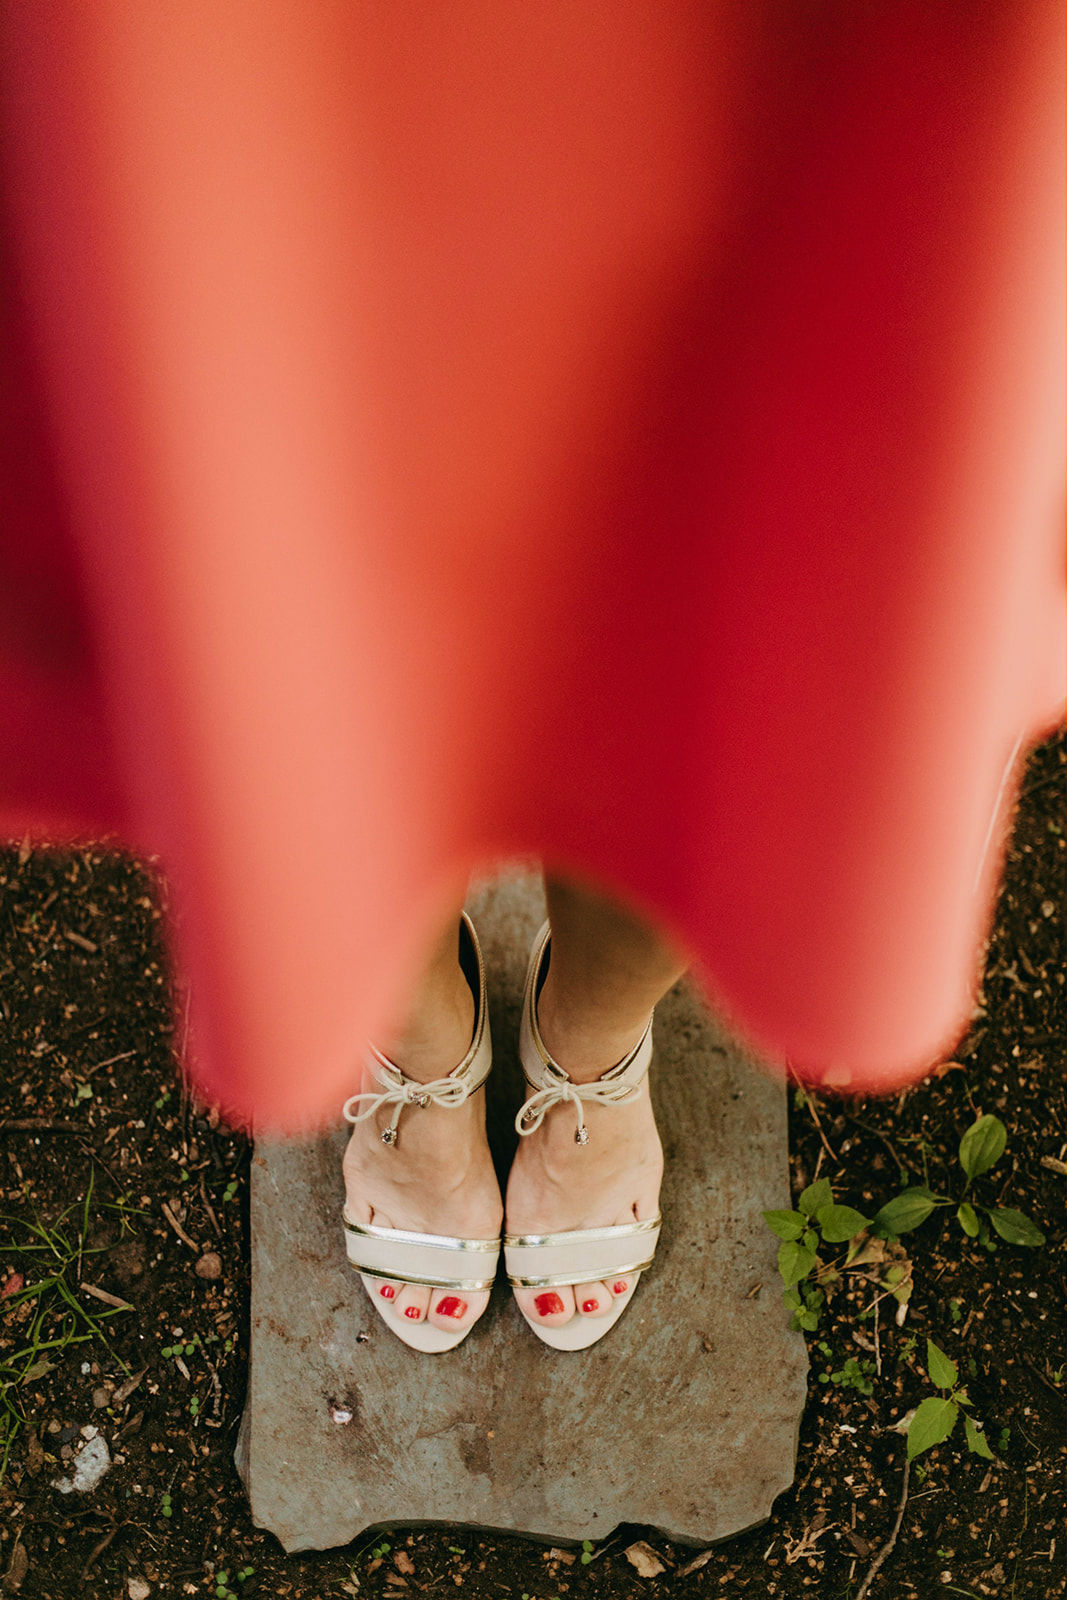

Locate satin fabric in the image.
[1,3,1062,1129]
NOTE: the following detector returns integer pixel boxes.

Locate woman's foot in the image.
[504,940,664,1337]
[342,919,502,1343]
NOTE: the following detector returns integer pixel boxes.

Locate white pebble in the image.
[51,1435,111,1495]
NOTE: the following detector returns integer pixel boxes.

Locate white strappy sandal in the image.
[504,921,661,1350]
[341,912,500,1352]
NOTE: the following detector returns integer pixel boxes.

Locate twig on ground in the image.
[842,1112,920,1178]
[201,1351,224,1428]
[801,1089,840,1166]
[198,1174,222,1238]
[161,1200,199,1251]
[0,1119,81,1133]
[81,1521,121,1578]
[855,1455,911,1600]
[1023,1357,1066,1399]
[81,1282,133,1311]
[83,1049,138,1078]
[1039,1154,1067,1177]
[873,1297,881,1378]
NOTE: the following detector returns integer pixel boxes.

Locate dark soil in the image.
[1,735,1063,1600]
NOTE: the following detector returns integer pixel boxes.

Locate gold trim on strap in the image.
[343,1214,501,1254]
[347,1263,498,1292]
[506,1256,656,1289]
[503,1214,660,1250]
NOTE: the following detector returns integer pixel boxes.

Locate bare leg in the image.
[342,910,502,1336]
[506,874,687,1330]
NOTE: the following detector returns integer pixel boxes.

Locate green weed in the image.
[0,1175,133,1479]
[871,1115,1044,1251]
[906,1339,995,1462]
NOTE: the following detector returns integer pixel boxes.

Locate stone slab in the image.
[235,867,808,1552]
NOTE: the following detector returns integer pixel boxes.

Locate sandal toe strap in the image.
[503,1215,660,1288]
[343,1214,500,1291]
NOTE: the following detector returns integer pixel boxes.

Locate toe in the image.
[575,1282,613,1318]
[516,1285,576,1325]
[393,1284,432,1324]
[362,1274,405,1311]
[605,1273,636,1302]
[428,1288,488,1332]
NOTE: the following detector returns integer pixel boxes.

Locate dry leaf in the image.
[393,1551,415,1576]
[674,1547,715,1578]
[2,1537,28,1594]
[24,1430,44,1478]
[784,1521,836,1564]
[112,1367,149,1406]
[624,1541,666,1578]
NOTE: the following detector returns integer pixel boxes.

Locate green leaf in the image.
[963,1413,994,1459]
[957,1202,980,1237]
[926,1339,958,1391]
[798,1178,833,1218]
[763,1208,807,1241]
[816,1204,871,1243]
[872,1187,940,1236]
[987,1208,1045,1247]
[906,1396,958,1459]
[778,1238,817,1288]
[958,1115,1006,1181]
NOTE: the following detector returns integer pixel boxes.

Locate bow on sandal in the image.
[341,911,500,1352]
[504,920,662,1350]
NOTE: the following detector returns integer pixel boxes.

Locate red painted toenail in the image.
[403,1306,421,1319]
[581,1299,599,1313]
[612,1281,628,1295]
[379,1285,396,1300]
[534,1293,565,1317]
[436,1296,466,1319]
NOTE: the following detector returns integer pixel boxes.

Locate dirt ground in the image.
[0,734,1063,1600]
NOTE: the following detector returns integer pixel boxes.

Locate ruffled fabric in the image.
[1,3,1062,1129]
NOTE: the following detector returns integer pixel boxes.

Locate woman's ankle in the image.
[535,974,652,1083]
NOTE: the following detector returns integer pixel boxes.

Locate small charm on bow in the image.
[574,1124,589,1146]
[380,1127,398,1146]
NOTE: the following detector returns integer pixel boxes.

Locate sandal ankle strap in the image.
[342,911,491,1146]
[515,921,653,1146]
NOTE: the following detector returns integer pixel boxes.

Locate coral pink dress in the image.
[1,3,1062,1128]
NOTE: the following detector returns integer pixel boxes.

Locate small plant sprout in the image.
[817,1355,876,1396]
[872,1114,1044,1251]
[764,1179,878,1331]
[906,1339,995,1462]
[580,1540,594,1565]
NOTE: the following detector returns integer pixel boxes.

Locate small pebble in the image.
[92,1386,111,1410]
[52,1434,111,1495]
[127,1578,151,1600]
[195,1252,222,1281]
